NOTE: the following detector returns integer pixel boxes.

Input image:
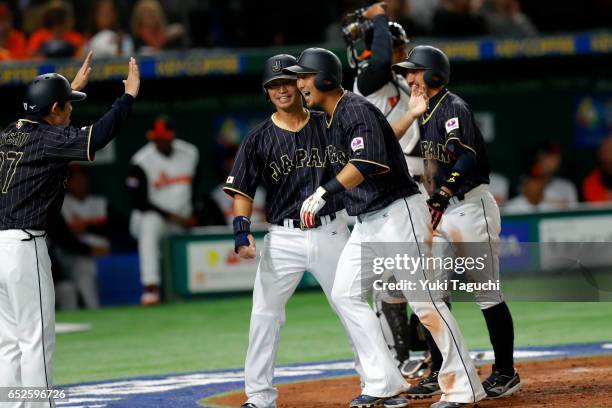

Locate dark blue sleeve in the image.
[442,102,477,156]
[346,105,390,174]
[356,15,392,96]
[222,131,261,201]
[43,124,93,161]
[90,94,134,152]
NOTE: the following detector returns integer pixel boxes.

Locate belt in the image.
[276,212,337,229]
[448,184,488,206]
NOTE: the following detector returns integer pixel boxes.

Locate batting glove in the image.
[300,186,328,229]
[426,189,451,230]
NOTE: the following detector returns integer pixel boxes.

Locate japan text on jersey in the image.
[223,111,344,224]
[418,90,490,197]
[324,91,420,216]
[0,118,92,230]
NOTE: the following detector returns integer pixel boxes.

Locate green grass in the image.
[55,291,612,385]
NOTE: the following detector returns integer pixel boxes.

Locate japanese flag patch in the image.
[226,176,234,184]
[445,117,459,133]
[351,137,364,152]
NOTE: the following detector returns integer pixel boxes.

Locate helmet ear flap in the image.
[315,73,334,92]
[424,70,445,88]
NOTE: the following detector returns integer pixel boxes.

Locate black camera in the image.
[341,7,373,46]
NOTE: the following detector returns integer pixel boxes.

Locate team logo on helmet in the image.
[272,59,282,72]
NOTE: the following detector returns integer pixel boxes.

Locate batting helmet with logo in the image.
[23,73,86,114]
[262,54,298,99]
[283,47,342,92]
[392,45,450,88]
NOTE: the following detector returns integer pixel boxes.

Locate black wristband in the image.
[233,216,251,234]
[322,177,345,196]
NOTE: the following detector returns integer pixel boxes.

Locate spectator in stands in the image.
[504,174,555,213]
[0,3,26,60]
[27,0,85,58]
[58,165,113,309]
[529,141,578,209]
[385,0,429,36]
[583,137,612,203]
[481,0,537,36]
[86,0,133,58]
[130,0,184,54]
[431,0,487,37]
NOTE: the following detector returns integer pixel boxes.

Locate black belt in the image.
[20,229,47,241]
[275,212,337,229]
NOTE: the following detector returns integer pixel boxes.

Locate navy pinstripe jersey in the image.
[223,110,343,224]
[0,117,92,230]
[418,89,490,197]
[326,91,420,216]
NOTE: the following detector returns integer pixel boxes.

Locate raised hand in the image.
[123,57,140,98]
[363,2,387,20]
[71,51,93,91]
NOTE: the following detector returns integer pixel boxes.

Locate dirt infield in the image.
[207,355,612,407]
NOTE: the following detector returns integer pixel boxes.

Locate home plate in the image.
[56,323,92,334]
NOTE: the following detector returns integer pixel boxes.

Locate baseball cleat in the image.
[141,285,160,306]
[404,371,441,399]
[240,404,257,408]
[400,351,432,379]
[349,394,385,407]
[482,367,522,399]
[429,401,465,408]
[383,395,410,407]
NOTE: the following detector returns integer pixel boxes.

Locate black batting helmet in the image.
[262,54,297,99]
[365,21,409,50]
[392,45,450,88]
[283,47,342,92]
[23,73,86,114]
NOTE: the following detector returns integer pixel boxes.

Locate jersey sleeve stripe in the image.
[86,125,94,161]
[222,186,254,201]
[444,136,477,155]
[349,158,391,174]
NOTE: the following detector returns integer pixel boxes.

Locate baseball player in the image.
[285,48,485,408]
[351,2,430,377]
[223,54,352,408]
[393,45,521,399]
[126,115,199,306]
[0,52,139,407]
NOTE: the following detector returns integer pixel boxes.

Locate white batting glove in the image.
[300,186,328,228]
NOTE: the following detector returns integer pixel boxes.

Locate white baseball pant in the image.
[244,215,359,408]
[0,230,55,408]
[434,184,504,309]
[331,195,486,403]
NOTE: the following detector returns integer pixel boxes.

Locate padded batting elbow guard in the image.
[233,216,251,253]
